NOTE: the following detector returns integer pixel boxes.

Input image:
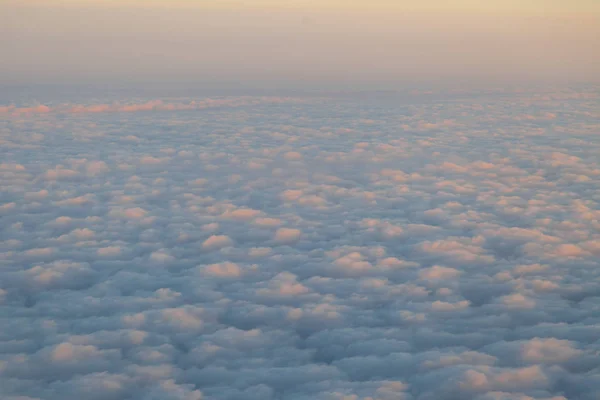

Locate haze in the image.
[2,0,599,87]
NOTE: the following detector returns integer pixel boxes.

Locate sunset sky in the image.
[2,0,599,87]
[2,2,600,400]
[8,0,600,12]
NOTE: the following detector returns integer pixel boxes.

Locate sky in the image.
[1,0,599,87]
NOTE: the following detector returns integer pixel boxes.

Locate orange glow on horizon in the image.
[11,0,600,15]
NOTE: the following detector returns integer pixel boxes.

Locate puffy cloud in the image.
[501,293,536,310]
[86,160,110,176]
[109,207,148,220]
[248,247,273,257]
[419,265,461,281]
[201,262,243,278]
[1,97,306,117]
[1,88,599,400]
[253,217,282,227]
[520,338,583,364]
[221,208,262,221]
[22,247,55,258]
[284,151,303,161]
[332,252,374,276]
[273,228,302,244]
[24,189,49,200]
[44,166,79,181]
[418,237,495,264]
[26,260,95,289]
[97,246,123,257]
[139,156,168,165]
[202,235,233,250]
[160,307,205,331]
[51,342,104,363]
[281,189,328,208]
[257,272,311,298]
[149,250,176,265]
[431,300,470,312]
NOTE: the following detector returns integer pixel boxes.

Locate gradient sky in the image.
[2,0,599,87]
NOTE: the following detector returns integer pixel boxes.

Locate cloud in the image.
[419,265,461,281]
[500,293,536,310]
[202,235,233,251]
[201,262,243,278]
[56,195,95,207]
[149,250,176,264]
[520,338,583,364]
[44,166,79,181]
[1,88,600,400]
[221,208,262,221]
[257,272,311,298]
[22,247,56,258]
[97,246,123,257]
[85,160,110,176]
[284,151,303,161]
[273,228,302,244]
[0,97,307,117]
[431,300,470,312]
[109,207,148,220]
[139,156,168,166]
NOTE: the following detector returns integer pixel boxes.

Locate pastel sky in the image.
[12,0,600,12]
[2,0,599,87]
[2,3,600,400]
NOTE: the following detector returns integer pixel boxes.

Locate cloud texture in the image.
[1,86,600,399]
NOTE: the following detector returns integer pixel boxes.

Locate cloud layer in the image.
[1,87,600,399]
[0,97,305,116]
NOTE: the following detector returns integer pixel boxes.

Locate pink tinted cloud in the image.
[0,105,51,115]
[1,97,305,117]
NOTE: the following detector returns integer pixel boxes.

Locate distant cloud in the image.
[0,97,307,117]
